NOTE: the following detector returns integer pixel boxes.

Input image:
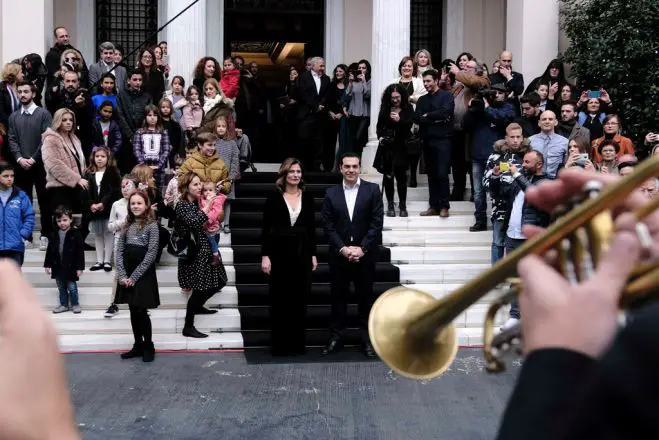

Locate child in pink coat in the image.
[178,86,203,142]
[200,180,227,266]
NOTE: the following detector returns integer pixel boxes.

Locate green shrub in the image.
[560,0,659,151]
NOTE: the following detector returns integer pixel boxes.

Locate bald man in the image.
[488,50,525,115]
[528,110,568,179]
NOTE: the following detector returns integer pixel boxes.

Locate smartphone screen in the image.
[499,162,510,173]
[587,90,601,99]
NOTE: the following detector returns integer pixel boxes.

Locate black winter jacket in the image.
[44,228,85,281]
[490,172,550,234]
[116,88,152,141]
[83,167,122,221]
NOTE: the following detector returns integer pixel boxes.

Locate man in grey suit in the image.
[88,42,127,93]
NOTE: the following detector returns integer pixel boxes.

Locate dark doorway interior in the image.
[224,0,325,163]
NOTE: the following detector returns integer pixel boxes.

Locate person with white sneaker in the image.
[489,150,550,330]
[104,175,138,318]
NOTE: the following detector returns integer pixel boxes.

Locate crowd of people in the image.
[1,24,659,364]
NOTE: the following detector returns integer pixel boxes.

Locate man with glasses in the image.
[45,27,89,91]
[528,110,568,179]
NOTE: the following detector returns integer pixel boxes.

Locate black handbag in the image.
[373,137,394,175]
[167,224,196,261]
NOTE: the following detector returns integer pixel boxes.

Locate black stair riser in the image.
[234,263,400,284]
[240,172,342,184]
[242,328,364,348]
[232,245,391,264]
[231,212,325,228]
[232,198,325,212]
[240,305,364,330]
[236,184,332,198]
[236,282,401,306]
[231,228,327,245]
[231,172,401,349]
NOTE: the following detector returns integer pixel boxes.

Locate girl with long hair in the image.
[132,104,171,194]
[115,190,161,362]
[83,146,121,271]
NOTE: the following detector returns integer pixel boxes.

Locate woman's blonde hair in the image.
[60,49,83,70]
[202,78,223,97]
[51,108,77,132]
[414,49,433,68]
[1,63,21,83]
[131,164,155,190]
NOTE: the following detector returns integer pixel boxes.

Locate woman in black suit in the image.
[261,158,317,355]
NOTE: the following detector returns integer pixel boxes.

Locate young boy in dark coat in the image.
[44,206,86,314]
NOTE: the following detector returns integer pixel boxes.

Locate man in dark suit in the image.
[88,41,128,93]
[321,153,384,357]
[295,56,330,171]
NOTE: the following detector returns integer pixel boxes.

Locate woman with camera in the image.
[375,84,414,217]
[345,60,371,158]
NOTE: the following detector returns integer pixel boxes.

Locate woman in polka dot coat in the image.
[175,172,227,338]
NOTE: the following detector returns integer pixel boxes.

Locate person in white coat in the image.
[390,56,427,108]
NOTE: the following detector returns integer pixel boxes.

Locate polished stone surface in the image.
[67,348,519,440]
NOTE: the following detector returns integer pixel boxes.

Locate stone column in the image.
[361,0,410,174]
[76,0,95,64]
[324,0,344,71]
[506,0,559,85]
[166,0,206,86]
[442,0,464,60]
[206,0,223,60]
[0,0,53,62]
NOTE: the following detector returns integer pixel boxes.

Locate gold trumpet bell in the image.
[368,287,458,380]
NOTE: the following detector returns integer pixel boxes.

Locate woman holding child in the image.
[176,171,228,339]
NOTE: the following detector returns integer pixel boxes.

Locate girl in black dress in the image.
[261,158,317,355]
[175,172,228,339]
[115,191,161,362]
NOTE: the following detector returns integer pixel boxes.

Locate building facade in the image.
[0,0,567,170]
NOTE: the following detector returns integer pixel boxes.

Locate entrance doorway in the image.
[224,0,325,162]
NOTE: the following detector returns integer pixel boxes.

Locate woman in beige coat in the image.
[41,108,87,213]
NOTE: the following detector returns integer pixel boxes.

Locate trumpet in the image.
[368,155,659,380]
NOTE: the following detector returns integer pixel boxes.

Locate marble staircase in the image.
[24,164,501,352]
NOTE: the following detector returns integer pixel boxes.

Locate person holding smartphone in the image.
[576,88,613,140]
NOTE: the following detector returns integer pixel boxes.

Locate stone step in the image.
[23,248,235,266]
[384,230,492,247]
[391,246,490,264]
[387,200,487,215]
[37,286,238,310]
[398,263,490,284]
[384,216,480,230]
[50,308,242,335]
[21,266,236,287]
[58,332,244,352]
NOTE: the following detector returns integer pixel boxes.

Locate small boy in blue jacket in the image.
[0,162,35,267]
